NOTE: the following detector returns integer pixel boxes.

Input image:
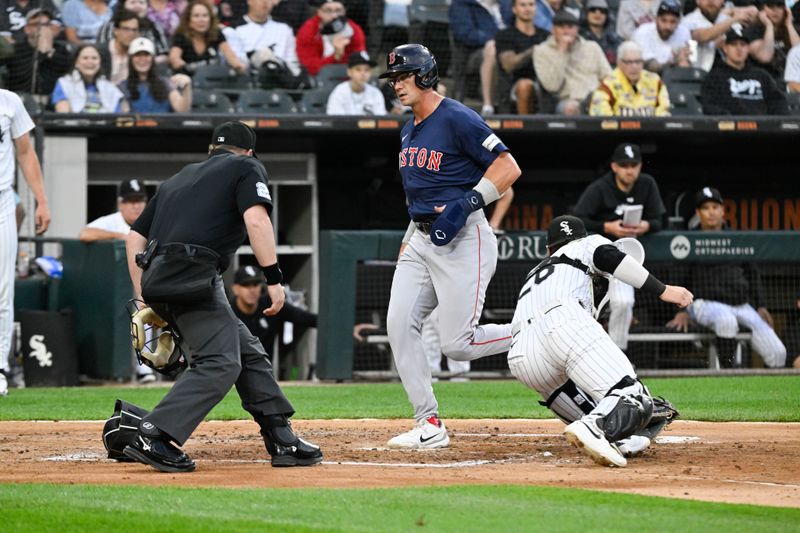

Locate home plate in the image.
[655,436,701,444]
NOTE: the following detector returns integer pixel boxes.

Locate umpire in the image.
[123,121,322,472]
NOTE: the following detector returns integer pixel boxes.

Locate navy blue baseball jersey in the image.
[398,98,508,219]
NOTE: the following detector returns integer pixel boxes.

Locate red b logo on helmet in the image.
[388,52,396,65]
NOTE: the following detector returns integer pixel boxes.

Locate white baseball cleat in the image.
[616,435,651,457]
[0,372,8,397]
[564,418,627,467]
[387,415,449,449]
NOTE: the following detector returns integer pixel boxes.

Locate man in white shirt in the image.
[786,45,800,93]
[679,0,756,72]
[326,51,386,115]
[79,178,147,242]
[632,0,691,73]
[227,0,301,77]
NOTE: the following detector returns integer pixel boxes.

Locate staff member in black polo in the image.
[123,121,322,472]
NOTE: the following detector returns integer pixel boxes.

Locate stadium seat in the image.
[19,92,41,116]
[192,64,252,91]
[786,92,800,116]
[661,66,707,85]
[235,89,298,114]
[668,86,703,116]
[191,89,235,113]
[315,64,349,89]
[408,0,450,25]
[407,0,452,78]
[301,88,332,113]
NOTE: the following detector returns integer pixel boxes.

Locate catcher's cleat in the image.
[565,418,627,467]
[387,415,449,449]
[123,434,196,473]
[261,415,323,467]
[616,435,651,457]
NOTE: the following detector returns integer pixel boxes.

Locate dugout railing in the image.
[317,230,800,380]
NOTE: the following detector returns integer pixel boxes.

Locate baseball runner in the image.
[0,89,51,397]
[509,215,690,466]
[666,187,786,368]
[380,44,521,448]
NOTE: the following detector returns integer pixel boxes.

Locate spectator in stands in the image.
[271,0,311,33]
[786,44,800,93]
[0,0,61,44]
[101,10,141,84]
[296,0,366,76]
[62,0,112,44]
[147,0,184,38]
[534,11,611,115]
[579,0,622,66]
[97,0,170,63]
[701,24,788,115]
[574,142,666,352]
[746,0,800,86]
[326,51,385,114]
[589,40,671,116]
[535,0,579,32]
[679,0,757,72]
[632,0,691,73]
[119,37,192,112]
[226,0,302,83]
[169,0,247,76]
[616,0,660,40]
[666,186,787,368]
[52,43,128,112]
[1,8,71,98]
[217,0,249,26]
[495,0,549,114]
[229,265,318,379]
[449,0,513,115]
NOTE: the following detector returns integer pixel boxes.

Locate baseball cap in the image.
[212,121,257,152]
[552,10,579,26]
[725,23,751,43]
[585,0,609,10]
[119,178,147,201]
[26,7,60,24]
[547,215,587,249]
[612,142,642,164]
[234,265,264,285]
[695,186,723,208]
[348,51,376,68]
[128,37,155,56]
[657,0,682,16]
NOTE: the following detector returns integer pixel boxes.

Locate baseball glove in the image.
[637,396,679,440]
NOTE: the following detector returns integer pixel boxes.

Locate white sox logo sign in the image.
[29,335,53,367]
[560,221,573,235]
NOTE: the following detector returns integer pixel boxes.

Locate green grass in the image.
[2,483,799,533]
[0,376,798,422]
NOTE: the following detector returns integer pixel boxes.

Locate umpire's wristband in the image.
[261,263,283,285]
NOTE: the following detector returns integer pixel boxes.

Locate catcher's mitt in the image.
[637,396,679,440]
[126,299,188,378]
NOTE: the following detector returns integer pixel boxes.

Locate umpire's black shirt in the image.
[573,172,666,239]
[132,149,273,270]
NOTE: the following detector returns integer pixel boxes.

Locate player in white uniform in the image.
[509,215,692,466]
[0,89,51,396]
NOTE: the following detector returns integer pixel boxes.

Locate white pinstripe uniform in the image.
[688,300,786,368]
[0,91,35,374]
[508,234,640,417]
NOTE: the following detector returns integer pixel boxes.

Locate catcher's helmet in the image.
[547,215,588,251]
[378,43,439,90]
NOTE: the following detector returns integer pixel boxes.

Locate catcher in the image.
[509,216,684,467]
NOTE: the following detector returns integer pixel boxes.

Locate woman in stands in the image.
[168,0,247,75]
[52,43,128,113]
[96,0,171,63]
[120,37,192,112]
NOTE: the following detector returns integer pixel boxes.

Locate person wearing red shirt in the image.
[295,0,365,76]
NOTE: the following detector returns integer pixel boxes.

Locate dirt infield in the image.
[1,419,798,508]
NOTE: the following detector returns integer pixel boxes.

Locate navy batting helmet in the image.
[378,43,439,90]
[547,215,588,251]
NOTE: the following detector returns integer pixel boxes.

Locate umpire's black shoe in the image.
[123,435,196,473]
[261,415,323,467]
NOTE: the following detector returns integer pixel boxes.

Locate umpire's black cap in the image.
[547,215,588,250]
[212,121,257,152]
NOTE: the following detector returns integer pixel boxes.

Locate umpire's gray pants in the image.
[144,280,294,445]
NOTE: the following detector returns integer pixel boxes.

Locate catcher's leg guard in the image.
[259,414,323,467]
[592,376,654,442]
[539,379,597,424]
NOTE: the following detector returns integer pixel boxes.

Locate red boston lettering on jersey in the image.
[426,150,443,171]
[407,147,418,167]
[399,148,407,167]
[416,148,427,168]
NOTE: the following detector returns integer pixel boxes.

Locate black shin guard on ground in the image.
[598,395,654,442]
[258,414,323,467]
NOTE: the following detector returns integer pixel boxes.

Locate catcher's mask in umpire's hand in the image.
[547,215,588,251]
[378,43,439,90]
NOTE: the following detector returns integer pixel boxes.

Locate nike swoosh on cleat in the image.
[420,434,440,443]
[582,422,603,440]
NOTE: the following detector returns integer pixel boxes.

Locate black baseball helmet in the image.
[547,215,588,250]
[378,43,439,90]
